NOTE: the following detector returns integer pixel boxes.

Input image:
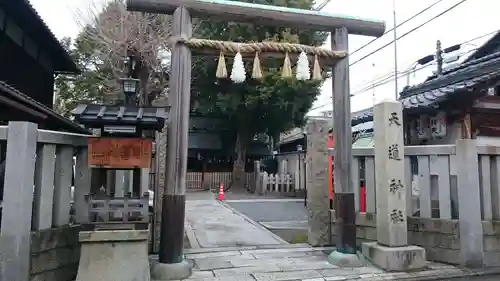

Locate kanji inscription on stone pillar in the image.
[373,100,407,247]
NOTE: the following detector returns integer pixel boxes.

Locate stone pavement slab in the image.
[156,245,500,281]
[185,199,287,248]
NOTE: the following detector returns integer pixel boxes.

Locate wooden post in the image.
[159,6,192,265]
[331,26,356,254]
[294,156,300,191]
[253,160,260,194]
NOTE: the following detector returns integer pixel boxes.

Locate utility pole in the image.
[393,0,399,100]
[436,40,443,76]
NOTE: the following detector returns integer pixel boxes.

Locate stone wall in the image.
[330,212,462,264]
[30,226,80,281]
[483,221,500,266]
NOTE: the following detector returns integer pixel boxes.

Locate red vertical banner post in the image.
[359,183,366,213]
[327,132,334,210]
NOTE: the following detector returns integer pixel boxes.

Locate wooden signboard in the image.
[88,137,152,168]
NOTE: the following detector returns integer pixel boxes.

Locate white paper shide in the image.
[230,52,246,83]
[295,51,310,81]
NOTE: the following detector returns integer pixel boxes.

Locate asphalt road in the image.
[225,200,308,222]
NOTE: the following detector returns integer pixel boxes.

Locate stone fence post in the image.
[0,122,38,281]
[305,118,330,246]
[456,139,484,267]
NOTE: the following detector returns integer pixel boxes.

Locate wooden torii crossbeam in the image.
[127,0,385,36]
[126,0,385,278]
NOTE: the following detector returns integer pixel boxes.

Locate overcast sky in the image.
[30,0,500,115]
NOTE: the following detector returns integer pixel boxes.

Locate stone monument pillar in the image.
[306,118,331,246]
[362,100,426,271]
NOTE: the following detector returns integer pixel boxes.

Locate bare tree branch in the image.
[73,0,174,104]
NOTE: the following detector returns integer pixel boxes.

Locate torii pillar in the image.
[127,0,385,279]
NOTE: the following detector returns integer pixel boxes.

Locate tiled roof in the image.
[399,51,500,109]
[281,42,500,146]
[0,81,88,133]
[351,107,374,126]
[72,104,167,130]
[350,50,500,125]
[2,1,78,73]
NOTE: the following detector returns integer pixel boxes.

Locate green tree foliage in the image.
[54,36,113,117]
[54,0,327,190]
[191,0,328,188]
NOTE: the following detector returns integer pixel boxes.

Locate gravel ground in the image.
[226,200,308,222]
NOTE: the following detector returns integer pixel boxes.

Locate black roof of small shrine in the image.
[72,104,167,130]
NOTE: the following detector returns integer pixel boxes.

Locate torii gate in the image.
[126,0,385,279]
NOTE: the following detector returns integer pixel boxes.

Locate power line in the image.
[350,0,446,57]
[315,0,331,11]
[310,26,500,113]
[459,29,500,47]
[349,0,469,67]
[351,64,435,96]
[309,64,431,112]
[350,29,500,93]
[353,48,484,95]
[351,70,396,92]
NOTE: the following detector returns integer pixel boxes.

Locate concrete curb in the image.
[183,219,200,249]
[379,266,500,281]
[183,244,335,255]
[218,200,289,245]
[431,267,500,280]
[224,199,304,203]
[260,220,308,229]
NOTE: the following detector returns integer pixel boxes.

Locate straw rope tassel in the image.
[252,52,263,80]
[281,52,292,78]
[312,54,322,81]
[216,51,228,79]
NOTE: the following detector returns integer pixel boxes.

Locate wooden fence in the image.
[185,170,302,194]
[186,172,254,190]
[258,172,294,193]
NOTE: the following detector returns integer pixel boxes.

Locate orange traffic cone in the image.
[217,183,225,200]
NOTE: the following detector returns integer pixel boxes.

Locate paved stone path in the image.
[177,192,500,281]
[185,198,287,248]
[164,244,489,281]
